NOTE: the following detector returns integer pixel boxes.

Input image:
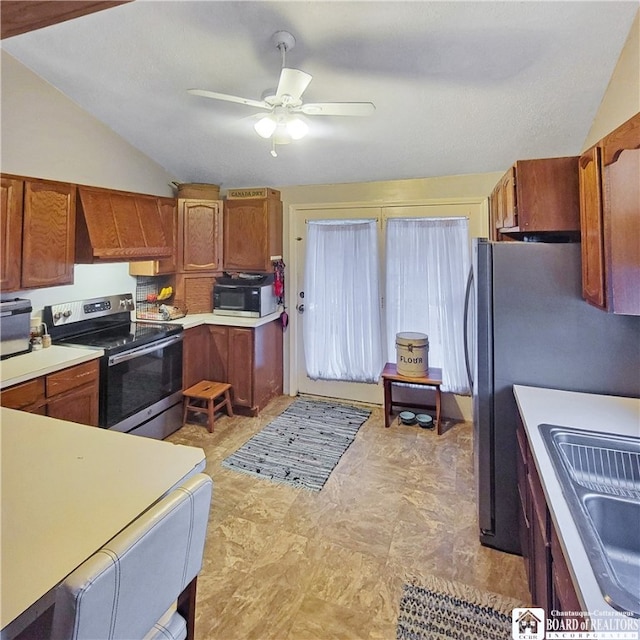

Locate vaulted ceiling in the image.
[1,1,637,188]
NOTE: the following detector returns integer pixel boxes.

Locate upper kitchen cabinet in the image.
[579,112,640,315]
[177,199,223,272]
[490,157,580,239]
[224,188,283,272]
[75,186,171,263]
[1,177,23,291]
[1,175,75,291]
[129,197,178,276]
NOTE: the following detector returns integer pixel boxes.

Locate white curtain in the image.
[385,217,470,394]
[304,219,383,383]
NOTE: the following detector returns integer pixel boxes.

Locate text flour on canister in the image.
[396,332,429,377]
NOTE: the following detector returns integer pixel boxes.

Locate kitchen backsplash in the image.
[12,263,135,321]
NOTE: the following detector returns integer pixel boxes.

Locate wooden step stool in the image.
[182,380,233,432]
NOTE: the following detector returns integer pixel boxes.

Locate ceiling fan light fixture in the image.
[286,116,308,140]
[254,115,277,138]
[273,125,292,145]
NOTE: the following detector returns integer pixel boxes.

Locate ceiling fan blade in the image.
[298,102,376,116]
[187,89,269,110]
[275,68,312,102]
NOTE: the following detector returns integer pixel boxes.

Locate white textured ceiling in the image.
[1,1,637,189]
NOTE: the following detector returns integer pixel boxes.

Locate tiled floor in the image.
[167,395,529,640]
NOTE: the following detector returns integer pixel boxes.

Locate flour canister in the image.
[395,332,429,377]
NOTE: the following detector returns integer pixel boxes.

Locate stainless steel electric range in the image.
[43,293,183,439]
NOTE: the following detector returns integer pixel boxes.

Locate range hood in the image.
[75,186,172,263]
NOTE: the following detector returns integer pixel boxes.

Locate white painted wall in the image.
[583,9,639,150]
[0,51,178,317]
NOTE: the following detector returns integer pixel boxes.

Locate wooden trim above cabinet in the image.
[76,186,172,263]
[601,112,640,166]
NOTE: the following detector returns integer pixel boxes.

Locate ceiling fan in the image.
[188,31,376,156]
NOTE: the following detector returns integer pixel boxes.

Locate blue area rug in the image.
[221,397,371,491]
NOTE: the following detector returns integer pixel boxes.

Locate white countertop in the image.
[514,385,640,624]
[0,346,104,390]
[0,408,206,634]
[147,310,283,330]
[0,312,283,389]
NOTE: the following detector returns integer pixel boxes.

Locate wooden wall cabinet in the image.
[490,157,580,238]
[178,199,223,272]
[174,273,217,314]
[223,190,283,272]
[1,360,99,426]
[579,113,640,315]
[1,175,76,292]
[208,321,283,416]
[171,198,223,314]
[490,167,516,237]
[129,197,178,276]
[1,176,23,291]
[517,416,582,618]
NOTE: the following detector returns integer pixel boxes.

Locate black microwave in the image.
[213,277,278,318]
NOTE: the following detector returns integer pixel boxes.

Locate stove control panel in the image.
[84,300,112,314]
[44,294,135,327]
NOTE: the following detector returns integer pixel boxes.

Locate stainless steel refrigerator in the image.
[464,238,640,554]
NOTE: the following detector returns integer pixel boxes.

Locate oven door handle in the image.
[107,334,183,366]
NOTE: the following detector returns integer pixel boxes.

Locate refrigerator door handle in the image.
[463,268,474,389]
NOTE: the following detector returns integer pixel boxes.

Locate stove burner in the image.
[54,322,181,355]
[44,293,182,356]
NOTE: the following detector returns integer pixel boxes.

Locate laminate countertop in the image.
[514,385,640,627]
[151,310,283,330]
[0,346,103,390]
[0,312,283,389]
[0,408,205,637]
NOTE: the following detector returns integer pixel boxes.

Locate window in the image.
[385,217,470,394]
[303,219,383,383]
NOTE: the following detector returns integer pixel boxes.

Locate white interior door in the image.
[293,206,384,404]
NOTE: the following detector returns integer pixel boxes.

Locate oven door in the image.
[101,334,183,429]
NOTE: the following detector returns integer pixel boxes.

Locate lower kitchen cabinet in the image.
[209,321,283,416]
[1,360,99,426]
[182,324,211,390]
[550,526,582,618]
[517,416,582,617]
[182,320,283,416]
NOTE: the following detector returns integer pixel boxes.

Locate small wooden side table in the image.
[381,362,443,434]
